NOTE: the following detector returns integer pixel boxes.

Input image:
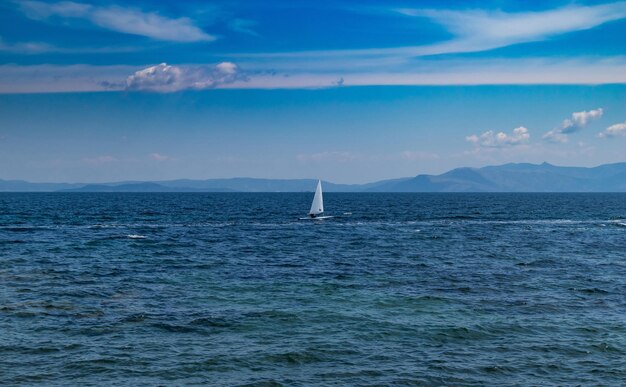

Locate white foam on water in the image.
[127,234,147,239]
[607,219,626,227]
[89,223,122,229]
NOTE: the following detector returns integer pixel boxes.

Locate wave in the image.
[0,225,57,231]
[1,218,622,234]
[88,223,123,229]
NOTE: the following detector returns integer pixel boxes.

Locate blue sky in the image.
[1,0,625,183]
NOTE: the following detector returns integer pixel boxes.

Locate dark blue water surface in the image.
[1,193,625,385]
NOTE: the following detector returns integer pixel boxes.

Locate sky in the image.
[0,0,625,183]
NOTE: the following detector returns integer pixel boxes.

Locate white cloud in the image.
[466,126,530,148]
[543,108,603,142]
[215,62,237,75]
[598,122,626,138]
[125,62,246,92]
[542,129,568,143]
[17,1,214,42]
[562,108,604,133]
[150,153,173,161]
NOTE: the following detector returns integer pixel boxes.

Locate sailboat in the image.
[301,180,332,220]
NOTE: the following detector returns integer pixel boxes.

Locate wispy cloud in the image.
[16,1,215,42]
[150,153,173,161]
[598,122,626,138]
[229,18,259,37]
[0,36,56,53]
[124,62,246,92]
[230,57,626,88]
[543,108,603,143]
[467,127,530,148]
[0,63,138,93]
[244,3,626,61]
[219,3,626,89]
[394,3,626,57]
[4,3,626,92]
[3,57,626,93]
[0,35,142,54]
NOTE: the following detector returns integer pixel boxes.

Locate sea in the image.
[1,193,625,386]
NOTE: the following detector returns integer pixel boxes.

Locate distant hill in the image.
[0,179,82,192]
[154,178,363,192]
[57,182,223,192]
[57,178,365,192]
[368,162,626,192]
[2,162,626,192]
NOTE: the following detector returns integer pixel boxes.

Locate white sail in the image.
[309,180,324,215]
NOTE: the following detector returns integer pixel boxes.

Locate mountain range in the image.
[1,162,625,192]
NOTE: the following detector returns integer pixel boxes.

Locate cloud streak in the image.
[243,3,626,61]
[0,35,142,54]
[3,57,626,93]
[394,3,626,57]
[0,36,56,53]
[17,1,214,42]
[217,3,626,89]
[0,63,137,93]
[543,108,603,143]
[229,19,259,37]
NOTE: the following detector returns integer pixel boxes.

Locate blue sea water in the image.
[1,193,625,386]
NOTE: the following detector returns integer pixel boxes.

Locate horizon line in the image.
[3,160,626,186]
